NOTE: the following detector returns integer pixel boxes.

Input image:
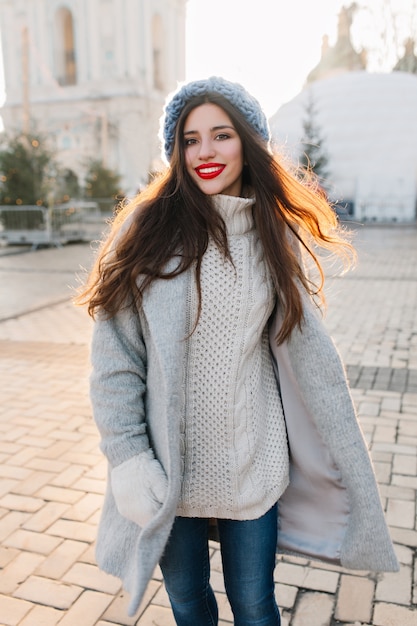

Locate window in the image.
[54,7,77,86]
[152,14,164,90]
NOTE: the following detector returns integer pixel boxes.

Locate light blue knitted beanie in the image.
[161,76,270,162]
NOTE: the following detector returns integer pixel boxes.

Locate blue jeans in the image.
[159,504,280,626]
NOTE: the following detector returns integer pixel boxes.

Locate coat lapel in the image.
[269,299,398,572]
[269,306,349,563]
[140,263,189,380]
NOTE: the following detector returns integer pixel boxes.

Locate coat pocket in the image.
[111,449,168,527]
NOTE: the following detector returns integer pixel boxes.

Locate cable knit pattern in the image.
[177,194,289,520]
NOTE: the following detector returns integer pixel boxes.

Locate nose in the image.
[198,136,215,160]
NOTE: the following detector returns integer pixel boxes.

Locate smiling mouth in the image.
[195,164,225,180]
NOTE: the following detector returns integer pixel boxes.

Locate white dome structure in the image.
[270,71,417,222]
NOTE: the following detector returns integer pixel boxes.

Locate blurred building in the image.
[394,37,417,75]
[305,4,366,85]
[270,5,417,223]
[0,0,186,194]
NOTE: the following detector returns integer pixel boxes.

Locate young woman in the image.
[77,77,398,625]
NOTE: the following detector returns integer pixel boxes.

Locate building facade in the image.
[305,3,366,85]
[270,5,417,223]
[0,0,186,194]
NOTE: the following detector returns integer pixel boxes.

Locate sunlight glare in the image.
[185,0,417,116]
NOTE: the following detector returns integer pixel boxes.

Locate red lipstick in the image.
[195,163,225,180]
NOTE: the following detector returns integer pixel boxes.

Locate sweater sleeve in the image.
[90,305,150,468]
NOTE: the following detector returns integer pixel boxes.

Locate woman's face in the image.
[183,102,244,197]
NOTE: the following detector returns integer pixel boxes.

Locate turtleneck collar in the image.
[212,194,256,235]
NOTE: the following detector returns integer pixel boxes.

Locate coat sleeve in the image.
[90,305,151,468]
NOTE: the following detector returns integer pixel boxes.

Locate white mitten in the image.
[111,449,168,527]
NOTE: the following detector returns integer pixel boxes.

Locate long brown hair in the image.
[75,93,355,344]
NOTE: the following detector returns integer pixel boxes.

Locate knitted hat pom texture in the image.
[161,76,271,162]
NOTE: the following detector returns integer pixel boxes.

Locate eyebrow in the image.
[183,124,235,136]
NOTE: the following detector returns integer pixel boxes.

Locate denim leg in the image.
[218,504,281,626]
[159,516,218,626]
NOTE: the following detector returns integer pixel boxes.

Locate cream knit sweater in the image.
[177,194,289,520]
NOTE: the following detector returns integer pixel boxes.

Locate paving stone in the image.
[63,493,103,522]
[390,526,417,547]
[0,478,19,498]
[24,457,69,473]
[302,567,339,593]
[75,435,101,454]
[0,551,44,594]
[16,436,56,450]
[50,464,89,488]
[45,429,85,443]
[59,451,102,467]
[372,443,416,455]
[393,453,417,475]
[103,581,151,626]
[62,562,121,594]
[291,591,334,626]
[0,493,45,513]
[71,477,106,494]
[275,561,308,586]
[280,611,291,626]
[275,583,298,609]
[373,601,417,625]
[47,518,97,542]
[399,421,417,437]
[0,545,20,568]
[393,544,414,568]
[52,590,113,626]
[392,474,417,489]
[103,584,160,625]
[386,498,416,529]
[335,575,375,623]
[78,543,96,565]
[3,529,62,555]
[375,565,412,605]
[22,501,69,532]
[19,605,63,626]
[217,592,234,622]
[398,433,417,445]
[358,402,380,416]
[37,441,75,460]
[381,397,401,412]
[0,511,31,542]
[373,461,392,484]
[379,483,415,501]
[2,427,30,443]
[36,539,89,579]
[136,604,177,625]
[36,485,85,504]
[13,575,83,610]
[149,583,171,608]
[86,509,101,525]
[374,425,397,444]
[0,593,33,625]
[210,567,227,593]
[0,465,32,480]
[6,447,42,467]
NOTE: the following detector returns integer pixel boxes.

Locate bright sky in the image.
[185,0,416,117]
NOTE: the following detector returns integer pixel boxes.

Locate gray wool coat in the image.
[90,265,399,617]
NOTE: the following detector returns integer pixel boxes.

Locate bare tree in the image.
[350,0,417,70]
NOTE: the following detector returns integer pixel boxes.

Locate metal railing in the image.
[0,201,113,248]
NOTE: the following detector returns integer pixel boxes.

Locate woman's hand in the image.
[111,449,168,527]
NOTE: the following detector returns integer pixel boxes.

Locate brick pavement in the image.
[0,225,416,626]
